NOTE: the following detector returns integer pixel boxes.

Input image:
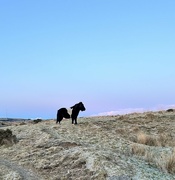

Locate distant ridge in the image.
[0,118,29,122]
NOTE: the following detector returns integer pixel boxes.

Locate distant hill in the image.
[0,118,30,122]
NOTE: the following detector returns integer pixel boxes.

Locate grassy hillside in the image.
[0,111,175,179]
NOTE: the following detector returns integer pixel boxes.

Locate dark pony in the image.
[56,108,70,124]
[70,102,86,124]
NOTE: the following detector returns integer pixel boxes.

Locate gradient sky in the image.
[0,1,175,119]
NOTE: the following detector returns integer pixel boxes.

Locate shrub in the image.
[0,129,17,146]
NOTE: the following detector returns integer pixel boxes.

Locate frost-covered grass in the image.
[0,110,175,179]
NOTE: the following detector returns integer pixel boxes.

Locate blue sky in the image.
[0,1,175,119]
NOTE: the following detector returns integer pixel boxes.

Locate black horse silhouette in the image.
[56,108,70,124]
[70,102,86,124]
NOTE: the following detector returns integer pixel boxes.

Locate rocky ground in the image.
[0,110,175,180]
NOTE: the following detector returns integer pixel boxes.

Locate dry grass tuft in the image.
[135,132,174,147]
[165,149,175,174]
[131,144,175,174]
[136,132,158,146]
[152,150,175,174]
[131,144,146,156]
